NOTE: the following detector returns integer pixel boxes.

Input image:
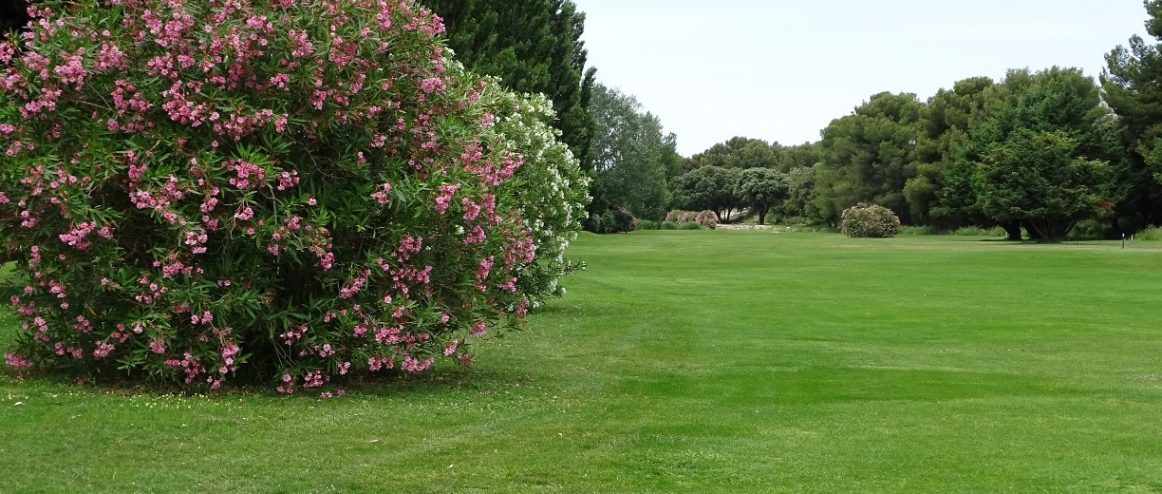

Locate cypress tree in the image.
[424,0,596,171]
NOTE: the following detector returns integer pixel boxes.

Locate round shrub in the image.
[840,203,901,238]
[586,206,635,234]
[609,207,637,233]
[0,0,586,392]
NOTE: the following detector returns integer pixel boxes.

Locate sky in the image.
[574,0,1153,156]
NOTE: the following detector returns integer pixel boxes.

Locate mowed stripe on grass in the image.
[1,231,1160,493]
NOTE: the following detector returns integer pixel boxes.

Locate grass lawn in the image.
[2,231,1161,493]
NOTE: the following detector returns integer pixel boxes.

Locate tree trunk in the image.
[757,206,767,225]
[1027,219,1070,243]
[1023,221,1044,242]
[1003,222,1022,241]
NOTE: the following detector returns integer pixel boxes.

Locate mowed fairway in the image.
[2,231,1161,493]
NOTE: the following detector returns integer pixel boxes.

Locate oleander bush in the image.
[0,0,587,393]
[663,210,717,229]
[608,207,636,233]
[840,203,900,238]
[585,207,635,234]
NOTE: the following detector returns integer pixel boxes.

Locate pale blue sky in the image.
[574,0,1152,156]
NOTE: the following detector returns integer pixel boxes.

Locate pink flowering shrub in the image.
[0,0,586,392]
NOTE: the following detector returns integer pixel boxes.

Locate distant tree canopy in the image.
[676,137,817,224]
[734,167,787,225]
[588,83,679,221]
[685,137,817,173]
[424,0,596,171]
[674,166,741,222]
[677,62,1137,239]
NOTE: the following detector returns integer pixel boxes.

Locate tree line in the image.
[661,4,1162,241]
[427,0,1162,239]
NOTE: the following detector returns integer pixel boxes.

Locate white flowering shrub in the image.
[487,90,589,303]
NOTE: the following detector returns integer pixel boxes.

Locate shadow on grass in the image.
[0,357,543,401]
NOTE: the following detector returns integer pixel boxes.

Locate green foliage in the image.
[975,130,1109,241]
[968,68,1113,242]
[587,83,676,220]
[781,165,818,221]
[814,92,925,224]
[840,203,901,238]
[904,76,999,226]
[686,137,818,173]
[951,226,1006,237]
[1101,2,1162,229]
[1137,225,1162,240]
[674,166,740,222]
[733,167,788,225]
[896,225,940,236]
[686,137,772,170]
[1067,219,1114,240]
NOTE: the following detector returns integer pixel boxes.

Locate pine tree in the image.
[1100,0,1162,230]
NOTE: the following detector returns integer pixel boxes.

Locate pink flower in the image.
[93,342,115,359]
[434,183,459,214]
[419,77,445,94]
[470,320,486,337]
[401,356,433,373]
[234,206,254,221]
[370,182,392,205]
[270,73,290,89]
[4,352,33,370]
[302,370,326,388]
[475,256,493,291]
[464,225,486,245]
[276,170,299,191]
